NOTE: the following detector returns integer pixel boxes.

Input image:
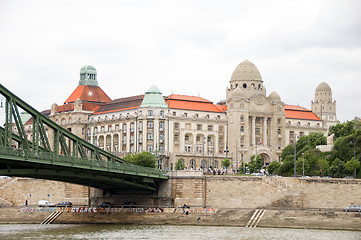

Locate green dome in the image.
[140,85,168,108]
[79,65,98,86]
[80,65,96,74]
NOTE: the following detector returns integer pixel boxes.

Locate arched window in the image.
[214,160,218,169]
[189,159,196,169]
[243,83,247,89]
[201,160,207,169]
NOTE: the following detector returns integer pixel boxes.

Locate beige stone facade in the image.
[22,60,337,171]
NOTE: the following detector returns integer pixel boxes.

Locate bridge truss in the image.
[0,84,167,192]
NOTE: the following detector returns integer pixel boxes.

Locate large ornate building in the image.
[26,60,338,171]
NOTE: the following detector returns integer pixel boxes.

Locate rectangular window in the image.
[185,135,189,141]
[174,134,179,142]
[185,145,191,152]
[147,121,154,128]
[174,122,179,130]
[197,124,202,130]
[147,133,153,140]
[159,145,164,152]
[208,125,213,131]
[159,121,165,130]
[147,144,153,152]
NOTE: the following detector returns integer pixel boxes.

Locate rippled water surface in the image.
[0,224,360,240]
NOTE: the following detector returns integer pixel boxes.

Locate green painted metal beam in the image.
[0,168,157,191]
[0,84,168,190]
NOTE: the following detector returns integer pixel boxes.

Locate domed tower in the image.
[226,60,284,167]
[79,65,98,86]
[311,82,337,129]
[226,60,266,100]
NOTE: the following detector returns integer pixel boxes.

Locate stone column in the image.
[252,116,256,146]
[110,134,114,152]
[269,118,273,147]
[263,117,268,146]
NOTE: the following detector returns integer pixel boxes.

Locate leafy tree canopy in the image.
[124,152,155,168]
[175,159,185,170]
[222,158,231,169]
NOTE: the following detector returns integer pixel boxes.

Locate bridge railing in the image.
[0,146,168,179]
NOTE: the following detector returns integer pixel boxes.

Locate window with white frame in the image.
[147,133,153,140]
[147,144,153,152]
[159,121,165,130]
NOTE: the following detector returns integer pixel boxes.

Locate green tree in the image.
[328,158,345,178]
[222,158,231,170]
[329,121,356,139]
[124,152,155,168]
[267,161,280,174]
[175,159,185,170]
[317,158,329,176]
[247,155,263,173]
[345,157,360,178]
[307,132,327,148]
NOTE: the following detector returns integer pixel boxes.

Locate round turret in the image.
[79,65,98,86]
[230,60,262,82]
[227,60,266,100]
[268,91,281,101]
[316,82,331,92]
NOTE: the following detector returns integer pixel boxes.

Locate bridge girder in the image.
[0,84,168,192]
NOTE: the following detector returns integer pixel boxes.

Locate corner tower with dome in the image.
[311,82,338,129]
[226,60,286,166]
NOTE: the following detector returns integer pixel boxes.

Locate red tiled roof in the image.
[65,85,111,104]
[93,95,144,115]
[165,95,226,113]
[285,105,309,111]
[57,104,74,112]
[285,105,321,121]
[166,94,213,103]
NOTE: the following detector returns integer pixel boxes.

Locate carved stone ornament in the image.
[254,95,265,105]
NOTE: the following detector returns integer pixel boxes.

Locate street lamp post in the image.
[302,153,305,176]
[294,134,298,176]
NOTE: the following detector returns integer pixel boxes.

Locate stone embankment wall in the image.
[162,172,361,209]
[1,173,360,210]
[0,178,90,207]
[0,207,360,231]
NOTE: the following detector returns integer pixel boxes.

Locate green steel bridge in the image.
[0,84,168,193]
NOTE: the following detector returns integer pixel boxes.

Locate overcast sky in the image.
[0,0,360,122]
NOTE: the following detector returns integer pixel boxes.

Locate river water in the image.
[0,224,360,240]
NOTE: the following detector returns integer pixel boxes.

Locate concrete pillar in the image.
[252,116,256,146]
[263,117,268,146]
[269,118,273,147]
[110,134,114,152]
